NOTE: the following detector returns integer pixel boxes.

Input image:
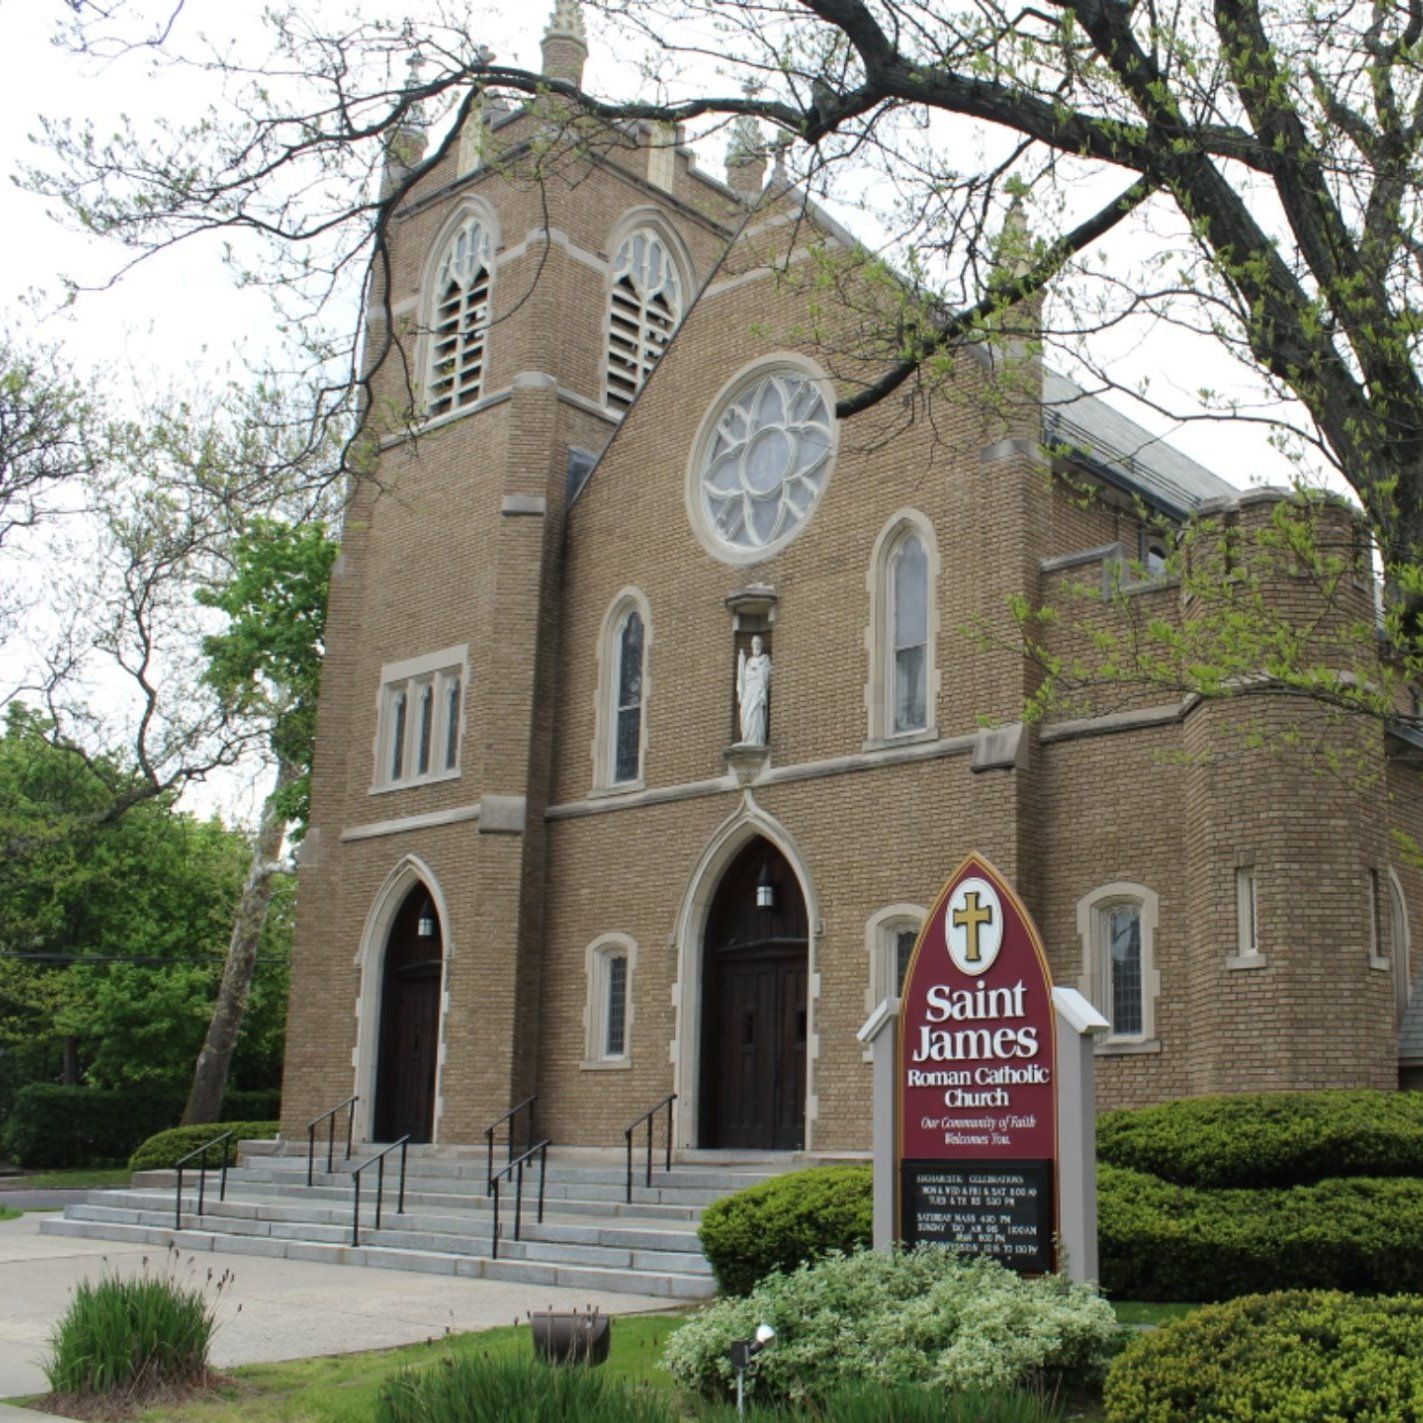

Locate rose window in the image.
[697,371,834,554]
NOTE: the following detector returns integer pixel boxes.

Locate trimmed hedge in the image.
[1097,1090,1423,1188]
[1104,1291,1423,1422]
[1098,1165,1423,1301]
[1,1085,281,1168]
[698,1164,871,1295]
[128,1122,279,1172]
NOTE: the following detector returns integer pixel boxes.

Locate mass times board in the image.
[897,853,1057,1271]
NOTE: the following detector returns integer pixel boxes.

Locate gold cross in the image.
[952,891,993,964]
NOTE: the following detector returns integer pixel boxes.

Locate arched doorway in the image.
[699,838,808,1150]
[372,885,442,1143]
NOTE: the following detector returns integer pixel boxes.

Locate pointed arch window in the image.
[426,216,493,419]
[583,934,637,1068]
[890,534,929,734]
[1077,882,1161,1048]
[593,591,651,792]
[614,610,645,784]
[606,228,683,412]
[866,513,939,745]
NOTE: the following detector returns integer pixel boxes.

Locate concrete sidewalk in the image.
[0,1210,676,1402]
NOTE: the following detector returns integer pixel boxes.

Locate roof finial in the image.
[542,0,588,84]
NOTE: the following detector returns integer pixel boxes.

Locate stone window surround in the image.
[417,197,500,419]
[1076,881,1161,1054]
[1368,866,1392,973]
[591,588,653,794]
[371,644,468,795]
[582,932,637,1070]
[864,509,942,748]
[684,353,839,567]
[603,208,693,412]
[862,903,927,1060]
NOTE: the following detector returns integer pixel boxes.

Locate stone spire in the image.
[542,0,588,86]
[382,53,429,198]
[997,194,1033,281]
[726,112,766,198]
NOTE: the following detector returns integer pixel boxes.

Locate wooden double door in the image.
[700,840,808,1151]
[373,888,442,1144]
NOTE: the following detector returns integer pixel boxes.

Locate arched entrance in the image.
[372,885,442,1143]
[699,838,808,1150]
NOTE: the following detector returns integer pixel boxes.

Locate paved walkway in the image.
[0,1210,675,1404]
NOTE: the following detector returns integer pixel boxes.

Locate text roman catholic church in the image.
[282,0,1423,1154]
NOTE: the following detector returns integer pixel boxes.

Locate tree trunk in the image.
[61,1035,79,1086]
[181,758,297,1126]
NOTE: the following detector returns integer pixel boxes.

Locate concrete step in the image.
[38,1216,714,1298]
[132,1172,710,1221]
[73,1193,707,1259]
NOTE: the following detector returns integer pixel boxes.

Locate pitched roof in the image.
[1042,368,1238,517]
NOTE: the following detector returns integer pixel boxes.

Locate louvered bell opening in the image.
[606,285,644,411]
[427,286,465,418]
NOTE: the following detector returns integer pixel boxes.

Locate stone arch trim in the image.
[607,206,696,296]
[352,854,453,1144]
[670,792,820,1149]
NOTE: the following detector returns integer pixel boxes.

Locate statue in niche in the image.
[736,635,772,746]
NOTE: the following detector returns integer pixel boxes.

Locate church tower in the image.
[282,3,746,1145]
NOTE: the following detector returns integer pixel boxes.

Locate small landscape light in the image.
[730,1321,776,1416]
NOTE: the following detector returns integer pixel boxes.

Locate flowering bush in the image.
[662,1246,1119,1405]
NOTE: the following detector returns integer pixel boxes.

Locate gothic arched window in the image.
[425,215,493,419]
[594,591,652,791]
[866,512,939,744]
[605,228,683,412]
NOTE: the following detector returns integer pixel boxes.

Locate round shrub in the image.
[663,1246,1119,1406]
[698,1164,871,1295]
[1097,1090,1423,1189]
[1104,1291,1423,1422]
[128,1121,278,1172]
[1098,1165,1423,1301]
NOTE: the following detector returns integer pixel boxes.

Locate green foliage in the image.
[2,1084,279,1168]
[1104,1291,1423,1422]
[196,517,336,837]
[128,1120,279,1171]
[0,703,290,1108]
[700,1387,1063,1421]
[1097,1090,1423,1187]
[662,1247,1118,1406]
[377,1354,672,1423]
[1098,1164,1423,1301]
[698,1165,871,1295]
[44,1251,227,1399]
[0,1205,19,1222]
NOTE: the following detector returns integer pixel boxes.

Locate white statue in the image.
[736,635,772,746]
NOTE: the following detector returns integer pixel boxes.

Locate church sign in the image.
[897,853,1057,1272]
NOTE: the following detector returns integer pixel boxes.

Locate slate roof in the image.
[1043,368,1238,517]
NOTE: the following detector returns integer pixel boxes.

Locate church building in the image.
[281,1,1423,1157]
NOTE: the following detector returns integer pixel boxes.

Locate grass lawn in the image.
[73,1313,687,1423]
[6,1300,1191,1422]
[0,1167,133,1190]
[0,1206,19,1222]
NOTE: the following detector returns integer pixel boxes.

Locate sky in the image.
[0,0,1337,819]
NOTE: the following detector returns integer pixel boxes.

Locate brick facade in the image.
[282,8,1421,1151]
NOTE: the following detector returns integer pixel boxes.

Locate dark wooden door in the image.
[701,839,807,1150]
[373,889,442,1144]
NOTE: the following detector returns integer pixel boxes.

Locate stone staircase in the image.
[39,1141,806,1299]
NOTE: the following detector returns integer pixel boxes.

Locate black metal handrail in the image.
[350,1135,410,1246]
[484,1094,537,1196]
[306,1094,358,1187]
[174,1130,234,1229]
[624,1093,676,1204]
[490,1137,551,1260]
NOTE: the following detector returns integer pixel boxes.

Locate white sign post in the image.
[857,983,1108,1280]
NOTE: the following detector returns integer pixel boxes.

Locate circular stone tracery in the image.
[697,370,834,555]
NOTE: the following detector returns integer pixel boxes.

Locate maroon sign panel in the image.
[897,853,1057,1271]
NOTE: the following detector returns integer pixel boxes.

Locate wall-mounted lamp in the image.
[417,902,437,938]
[755,863,775,911]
